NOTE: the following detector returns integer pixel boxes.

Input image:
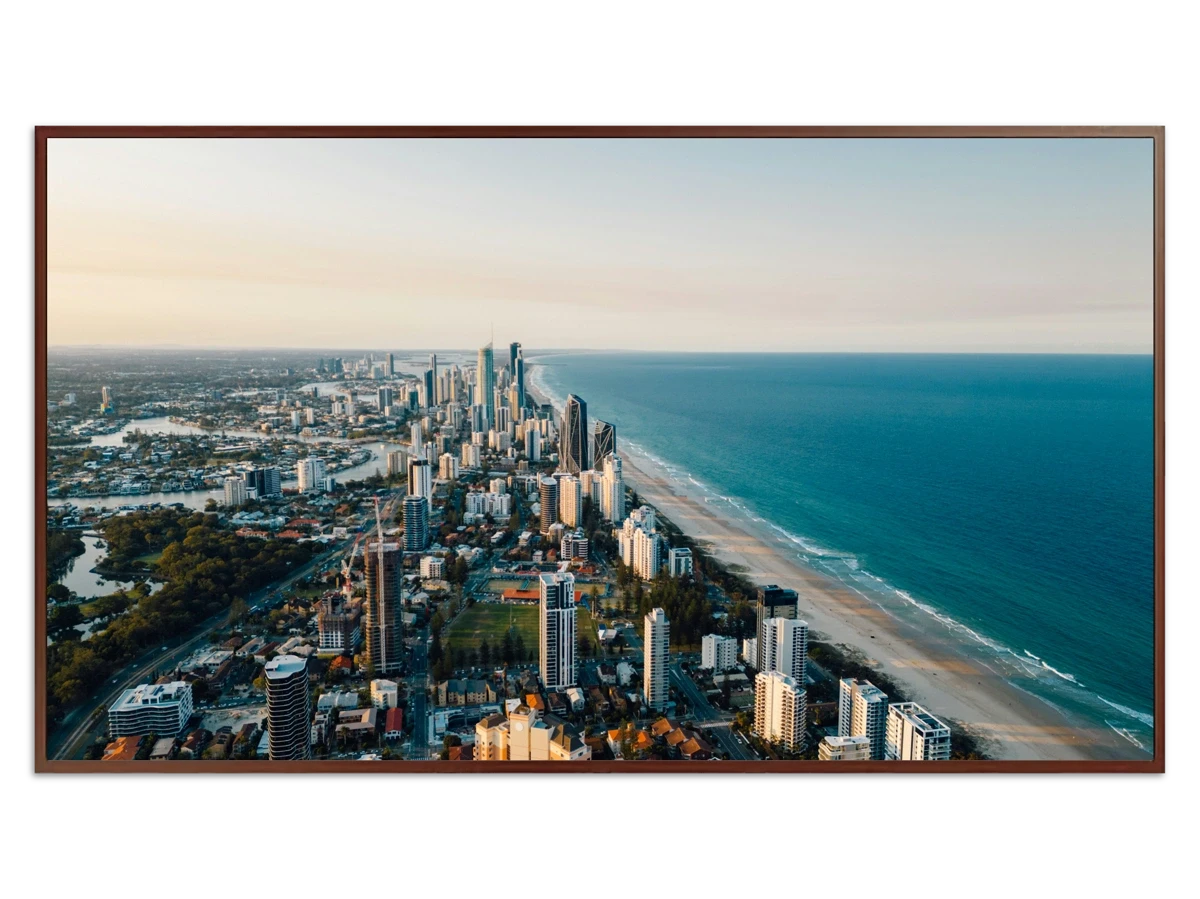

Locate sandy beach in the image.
[527,363,1135,762]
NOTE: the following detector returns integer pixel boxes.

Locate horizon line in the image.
[45,345,1154,356]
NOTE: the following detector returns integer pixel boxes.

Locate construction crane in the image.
[338,491,400,600]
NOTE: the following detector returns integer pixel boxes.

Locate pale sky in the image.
[47,137,1154,353]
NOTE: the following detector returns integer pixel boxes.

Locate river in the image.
[50,428,409,512]
[56,532,164,599]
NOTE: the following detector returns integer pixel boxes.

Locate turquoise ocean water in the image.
[533,352,1155,755]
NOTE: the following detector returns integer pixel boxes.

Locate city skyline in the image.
[47,137,1153,353]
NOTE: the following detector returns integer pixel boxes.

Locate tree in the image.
[227,597,248,626]
[479,640,491,666]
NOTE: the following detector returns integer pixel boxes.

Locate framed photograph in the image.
[35,127,1163,772]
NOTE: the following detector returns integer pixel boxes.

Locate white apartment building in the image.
[742,637,758,665]
[580,469,603,505]
[600,454,624,523]
[819,734,872,761]
[108,682,194,737]
[701,634,738,672]
[885,702,952,761]
[420,555,445,579]
[558,474,582,528]
[753,670,807,750]
[619,506,662,580]
[297,457,325,493]
[644,608,670,711]
[838,678,890,760]
[224,476,247,507]
[668,546,693,577]
[438,453,459,480]
[560,528,590,561]
[760,617,809,685]
[266,655,312,761]
[539,571,577,690]
[370,679,399,710]
[461,442,481,469]
[407,458,433,504]
[387,450,407,478]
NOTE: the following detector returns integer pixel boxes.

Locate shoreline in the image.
[527,361,1136,762]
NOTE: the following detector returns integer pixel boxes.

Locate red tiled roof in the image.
[385,707,404,733]
[503,589,539,600]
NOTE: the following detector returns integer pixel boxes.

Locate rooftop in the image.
[264,654,308,679]
[111,681,191,712]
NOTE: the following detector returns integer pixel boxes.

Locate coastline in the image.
[527,360,1134,762]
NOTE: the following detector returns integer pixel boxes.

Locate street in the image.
[669,660,756,761]
[406,625,431,759]
[48,541,347,761]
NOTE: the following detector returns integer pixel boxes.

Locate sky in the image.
[47,137,1155,353]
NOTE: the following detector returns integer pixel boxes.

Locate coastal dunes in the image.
[525,363,1135,762]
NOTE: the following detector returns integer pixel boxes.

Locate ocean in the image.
[532,352,1155,755]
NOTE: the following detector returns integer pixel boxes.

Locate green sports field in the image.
[445,602,602,659]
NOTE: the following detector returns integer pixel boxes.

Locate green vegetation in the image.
[46,508,320,726]
[616,562,712,650]
[445,603,538,659]
[47,529,85,583]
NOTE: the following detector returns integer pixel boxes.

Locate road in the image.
[49,542,347,761]
[406,625,431,759]
[669,660,756,761]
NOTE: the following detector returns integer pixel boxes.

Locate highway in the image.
[669,660,756,761]
[49,542,347,761]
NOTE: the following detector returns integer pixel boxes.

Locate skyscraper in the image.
[558,474,582,528]
[593,419,616,464]
[265,655,311,760]
[430,353,438,403]
[364,541,403,674]
[515,346,525,409]
[754,670,806,749]
[377,386,394,411]
[423,368,435,409]
[538,476,559,535]
[408,458,432,503]
[509,341,520,372]
[242,466,281,498]
[838,678,890,760]
[478,342,495,428]
[539,571,577,690]
[601,454,625,523]
[561,394,589,474]
[403,495,429,552]
[644,608,670,711]
[297,458,326,493]
[386,352,395,377]
[224,477,247,507]
[760,617,809,685]
[755,585,799,670]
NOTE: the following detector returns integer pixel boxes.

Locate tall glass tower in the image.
[477,342,495,428]
[562,393,589,474]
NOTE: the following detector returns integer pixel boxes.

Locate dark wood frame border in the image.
[34,125,1165,773]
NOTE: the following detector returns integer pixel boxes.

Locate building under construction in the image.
[364,541,404,675]
[316,591,362,656]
